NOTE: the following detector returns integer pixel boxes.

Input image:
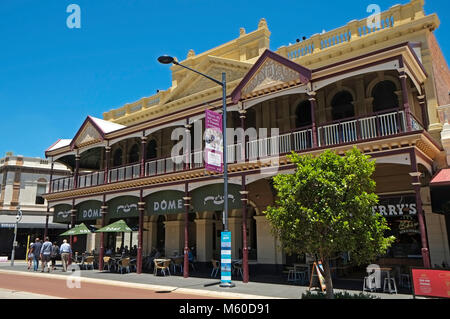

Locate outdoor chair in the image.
[232,262,243,279]
[172,257,183,274]
[363,264,381,292]
[154,259,171,276]
[103,257,112,272]
[383,277,398,294]
[211,260,220,278]
[83,256,95,270]
[118,258,131,274]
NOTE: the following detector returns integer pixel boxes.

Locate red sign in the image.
[412,268,450,298]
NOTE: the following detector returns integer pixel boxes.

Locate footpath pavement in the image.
[0,262,413,299]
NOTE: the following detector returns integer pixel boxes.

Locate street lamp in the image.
[11,207,23,267]
[158,55,234,288]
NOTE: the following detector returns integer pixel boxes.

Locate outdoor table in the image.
[380,267,395,293]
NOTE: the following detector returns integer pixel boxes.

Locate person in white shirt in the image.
[60,239,72,272]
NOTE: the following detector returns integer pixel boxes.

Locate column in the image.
[410,152,431,268]
[45,160,54,239]
[194,217,214,262]
[240,175,249,283]
[164,220,185,257]
[140,136,147,177]
[228,215,242,260]
[104,146,111,184]
[308,91,318,148]
[73,154,80,188]
[183,188,191,278]
[143,220,158,255]
[254,215,285,266]
[399,71,413,132]
[239,109,247,162]
[418,94,430,130]
[98,202,107,271]
[137,191,145,274]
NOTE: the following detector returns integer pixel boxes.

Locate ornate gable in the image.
[70,117,105,150]
[231,49,311,103]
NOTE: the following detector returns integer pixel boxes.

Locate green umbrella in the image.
[95,219,132,233]
[59,223,93,236]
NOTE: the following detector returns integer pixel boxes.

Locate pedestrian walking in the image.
[60,239,72,272]
[40,237,53,272]
[50,241,60,271]
[27,243,34,270]
[30,238,42,272]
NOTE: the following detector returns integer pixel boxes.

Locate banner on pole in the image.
[205,109,223,173]
[221,231,232,284]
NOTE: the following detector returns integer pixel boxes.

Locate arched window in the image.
[113,149,123,167]
[372,80,399,113]
[128,144,140,164]
[295,100,312,128]
[331,91,354,121]
[146,139,157,160]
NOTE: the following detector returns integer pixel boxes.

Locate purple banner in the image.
[205,109,223,173]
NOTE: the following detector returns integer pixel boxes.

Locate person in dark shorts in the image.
[50,241,60,271]
[30,238,42,272]
[40,237,53,272]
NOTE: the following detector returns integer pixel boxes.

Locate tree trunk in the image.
[322,258,334,299]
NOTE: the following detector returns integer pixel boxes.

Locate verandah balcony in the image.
[50,109,423,194]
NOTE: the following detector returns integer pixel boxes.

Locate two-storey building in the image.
[44,0,450,276]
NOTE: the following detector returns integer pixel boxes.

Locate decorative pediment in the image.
[231,50,311,103]
[70,116,124,150]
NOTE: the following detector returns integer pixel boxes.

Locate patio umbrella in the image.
[59,223,95,236]
[96,219,132,233]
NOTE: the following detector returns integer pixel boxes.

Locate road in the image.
[0,272,216,299]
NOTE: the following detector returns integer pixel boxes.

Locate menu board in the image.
[412,268,450,299]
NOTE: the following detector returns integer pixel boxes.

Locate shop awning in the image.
[0,214,67,229]
[430,169,450,187]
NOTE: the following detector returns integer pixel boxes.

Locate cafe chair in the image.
[154,259,171,276]
[83,256,95,270]
[118,258,131,274]
[172,258,183,274]
[400,273,411,289]
[232,262,243,279]
[103,257,112,272]
[211,260,220,278]
[363,264,381,292]
[383,277,398,294]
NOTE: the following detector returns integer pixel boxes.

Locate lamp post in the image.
[11,207,23,267]
[158,55,234,287]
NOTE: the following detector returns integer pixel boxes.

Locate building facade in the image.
[44,0,450,275]
[0,154,70,259]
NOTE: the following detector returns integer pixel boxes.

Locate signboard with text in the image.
[205,109,223,173]
[221,231,232,284]
[145,190,185,215]
[412,268,450,299]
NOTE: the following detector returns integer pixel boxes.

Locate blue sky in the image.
[0,0,449,158]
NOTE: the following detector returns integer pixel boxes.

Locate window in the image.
[113,149,123,167]
[128,144,140,164]
[295,100,312,128]
[35,183,47,205]
[372,80,399,113]
[331,91,354,121]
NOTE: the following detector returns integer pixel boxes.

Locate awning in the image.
[0,214,67,229]
[430,169,450,187]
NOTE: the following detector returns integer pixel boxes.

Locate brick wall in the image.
[427,32,450,106]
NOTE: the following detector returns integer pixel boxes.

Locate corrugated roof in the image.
[430,169,450,186]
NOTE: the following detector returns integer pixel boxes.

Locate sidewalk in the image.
[0,262,413,299]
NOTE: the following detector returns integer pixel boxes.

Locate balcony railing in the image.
[49,110,422,193]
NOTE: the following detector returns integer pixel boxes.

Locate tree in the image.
[265,148,395,299]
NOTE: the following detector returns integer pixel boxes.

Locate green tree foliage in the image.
[265,148,395,299]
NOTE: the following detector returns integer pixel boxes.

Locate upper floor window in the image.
[295,100,312,128]
[146,139,157,160]
[372,80,399,113]
[35,179,47,204]
[332,91,355,121]
[128,144,140,164]
[113,149,123,167]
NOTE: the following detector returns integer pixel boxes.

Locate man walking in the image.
[30,238,42,272]
[40,237,53,272]
[60,239,72,272]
